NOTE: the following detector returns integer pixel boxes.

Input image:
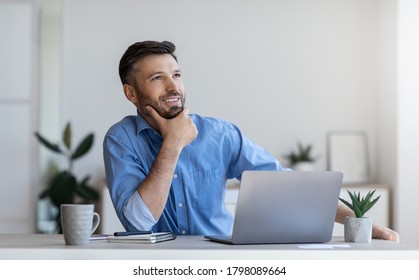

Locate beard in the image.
[147,98,185,119]
[134,84,185,119]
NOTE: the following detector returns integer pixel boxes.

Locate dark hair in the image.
[118,40,177,85]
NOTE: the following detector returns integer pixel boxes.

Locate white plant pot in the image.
[292,162,315,171]
[344,216,372,243]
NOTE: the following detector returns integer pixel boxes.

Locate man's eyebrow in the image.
[146,71,163,79]
[146,69,181,79]
[172,69,182,75]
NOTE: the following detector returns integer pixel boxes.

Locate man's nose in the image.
[165,77,179,92]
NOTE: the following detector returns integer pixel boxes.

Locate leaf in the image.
[39,188,50,199]
[285,142,315,164]
[363,194,381,215]
[75,175,100,201]
[359,190,374,214]
[347,190,357,202]
[34,132,62,154]
[339,197,353,211]
[342,189,380,218]
[352,202,363,218]
[63,122,72,150]
[71,133,94,161]
[347,191,363,218]
[47,171,77,208]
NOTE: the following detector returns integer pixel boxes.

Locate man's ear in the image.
[123,84,137,103]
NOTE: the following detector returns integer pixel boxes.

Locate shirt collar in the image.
[135,111,156,135]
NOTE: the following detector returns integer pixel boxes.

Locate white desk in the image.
[0,234,418,260]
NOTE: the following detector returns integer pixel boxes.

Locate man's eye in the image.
[151,76,162,81]
[174,73,182,78]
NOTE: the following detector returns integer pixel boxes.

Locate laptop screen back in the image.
[229,171,343,244]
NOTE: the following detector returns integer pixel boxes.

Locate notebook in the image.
[204,170,343,244]
[107,232,176,244]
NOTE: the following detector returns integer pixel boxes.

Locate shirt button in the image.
[173,174,178,179]
[178,203,183,208]
[181,230,186,235]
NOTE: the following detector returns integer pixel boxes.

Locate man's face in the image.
[130,54,185,119]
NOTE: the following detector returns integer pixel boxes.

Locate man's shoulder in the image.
[191,114,240,141]
[191,114,235,129]
[105,115,137,137]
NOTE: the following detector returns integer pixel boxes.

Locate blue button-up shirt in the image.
[103,112,287,235]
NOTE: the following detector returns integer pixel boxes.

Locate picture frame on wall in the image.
[327,131,370,184]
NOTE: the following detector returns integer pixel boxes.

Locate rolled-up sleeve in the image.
[124,191,156,230]
[103,124,156,231]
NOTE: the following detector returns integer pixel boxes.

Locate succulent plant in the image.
[339,190,380,218]
[284,142,316,165]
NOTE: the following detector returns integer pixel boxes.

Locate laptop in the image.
[204,170,343,244]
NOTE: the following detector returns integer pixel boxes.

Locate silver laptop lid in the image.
[231,171,343,244]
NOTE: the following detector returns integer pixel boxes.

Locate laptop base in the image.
[204,235,233,244]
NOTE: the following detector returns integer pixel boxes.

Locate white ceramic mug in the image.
[60,204,100,246]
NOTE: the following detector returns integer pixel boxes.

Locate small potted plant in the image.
[339,190,380,242]
[284,142,316,171]
[35,122,100,233]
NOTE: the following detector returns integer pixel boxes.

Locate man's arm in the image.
[335,201,399,242]
[137,107,198,220]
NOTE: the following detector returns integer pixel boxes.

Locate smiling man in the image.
[103,40,399,241]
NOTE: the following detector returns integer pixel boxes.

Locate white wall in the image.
[396,0,419,245]
[60,0,379,188]
[376,0,398,233]
[373,0,419,246]
[0,0,38,233]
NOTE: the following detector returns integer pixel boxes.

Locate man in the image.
[103,40,399,241]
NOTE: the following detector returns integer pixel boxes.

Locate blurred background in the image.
[1,0,418,245]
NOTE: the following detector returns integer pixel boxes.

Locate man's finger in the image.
[145,105,163,121]
[181,107,189,117]
[373,225,399,242]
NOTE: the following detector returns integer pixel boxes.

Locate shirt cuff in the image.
[124,191,157,231]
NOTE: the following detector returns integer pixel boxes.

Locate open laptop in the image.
[204,170,343,244]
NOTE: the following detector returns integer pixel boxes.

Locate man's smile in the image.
[162,96,182,107]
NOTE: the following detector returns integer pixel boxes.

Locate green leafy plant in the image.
[339,190,380,218]
[35,122,100,232]
[284,142,316,165]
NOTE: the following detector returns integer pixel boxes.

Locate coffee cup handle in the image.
[90,212,100,234]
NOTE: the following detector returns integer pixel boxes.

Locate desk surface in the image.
[0,234,418,260]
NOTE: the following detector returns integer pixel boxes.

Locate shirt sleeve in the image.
[223,122,291,180]
[124,192,157,231]
[103,125,157,231]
